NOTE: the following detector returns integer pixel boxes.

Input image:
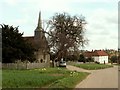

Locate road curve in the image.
[67,65,118,88]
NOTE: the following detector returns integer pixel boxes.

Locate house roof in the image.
[83,51,93,58]
[93,50,108,56]
[83,50,108,58]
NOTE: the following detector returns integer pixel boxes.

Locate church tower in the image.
[34,11,44,48]
[34,12,50,63]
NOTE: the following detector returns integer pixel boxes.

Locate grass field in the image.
[2,68,89,88]
[74,63,113,70]
[49,71,89,88]
[0,70,2,89]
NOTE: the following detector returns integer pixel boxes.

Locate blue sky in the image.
[0,0,118,50]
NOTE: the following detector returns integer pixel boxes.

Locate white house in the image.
[92,50,108,64]
[83,50,108,64]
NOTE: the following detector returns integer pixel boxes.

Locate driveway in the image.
[67,65,118,88]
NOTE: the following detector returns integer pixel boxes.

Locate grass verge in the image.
[2,67,89,88]
[74,63,113,70]
[48,71,89,89]
[113,64,120,66]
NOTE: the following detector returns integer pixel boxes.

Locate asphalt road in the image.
[67,65,118,88]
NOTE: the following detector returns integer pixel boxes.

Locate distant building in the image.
[92,50,108,64]
[83,51,94,59]
[84,50,108,64]
[23,12,50,63]
[105,49,118,59]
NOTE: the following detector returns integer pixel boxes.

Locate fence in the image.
[2,62,50,69]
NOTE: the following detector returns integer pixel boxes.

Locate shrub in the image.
[95,61,100,64]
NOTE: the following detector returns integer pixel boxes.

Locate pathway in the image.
[67,65,118,88]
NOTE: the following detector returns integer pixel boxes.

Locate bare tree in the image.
[44,12,88,62]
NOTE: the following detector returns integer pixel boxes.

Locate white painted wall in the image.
[93,56,99,62]
[92,56,108,64]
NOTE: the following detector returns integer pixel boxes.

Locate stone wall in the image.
[2,62,50,69]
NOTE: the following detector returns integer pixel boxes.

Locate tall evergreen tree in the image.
[2,24,35,63]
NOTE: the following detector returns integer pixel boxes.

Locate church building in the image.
[23,12,50,63]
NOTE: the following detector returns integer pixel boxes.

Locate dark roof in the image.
[23,36,49,51]
[23,36,35,46]
[83,51,93,58]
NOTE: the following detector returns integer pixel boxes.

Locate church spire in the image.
[36,11,42,30]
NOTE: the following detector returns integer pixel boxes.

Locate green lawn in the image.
[74,63,113,70]
[48,71,89,89]
[0,70,2,89]
[2,68,89,88]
